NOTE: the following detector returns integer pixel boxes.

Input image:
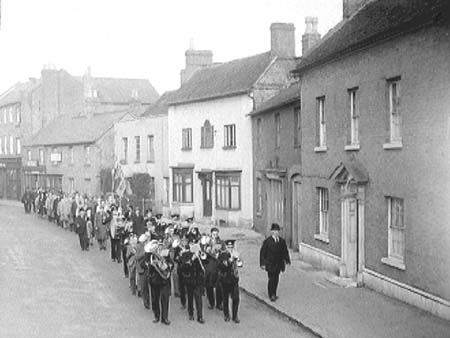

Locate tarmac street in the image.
[0,204,316,338]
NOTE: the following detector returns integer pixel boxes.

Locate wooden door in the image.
[291,180,301,250]
[202,175,212,217]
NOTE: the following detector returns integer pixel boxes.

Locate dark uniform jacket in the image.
[259,236,291,273]
[217,253,239,285]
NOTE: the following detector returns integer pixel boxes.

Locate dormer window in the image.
[131,89,139,99]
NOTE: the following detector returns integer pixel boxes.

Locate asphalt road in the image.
[0,204,316,338]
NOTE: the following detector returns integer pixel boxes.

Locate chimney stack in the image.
[343,0,370,19]
[302,17,321,56]
[180,40,213,85]
[270,23,296,58]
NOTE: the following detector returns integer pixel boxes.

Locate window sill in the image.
[314,146,327,153]
[134,161,141,164]
[146,160,155,164]
[181,148,192,151]
[345,144,360,151]
[216,207,241,211]
[314,233,330,243]
[172,201,194,206]
[200,146,214,150]
[381,257,405,270]
[222,146,236,150]
[119,160,127,165]
[383,142,403,150]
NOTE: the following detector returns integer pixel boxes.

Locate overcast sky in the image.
[0,0,342,95]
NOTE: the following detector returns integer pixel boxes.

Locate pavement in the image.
[196,223,450,338]
[3,199,450,338]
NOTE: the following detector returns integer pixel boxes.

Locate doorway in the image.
[340,183,365,282]
[291,179,301,250]
[200,173,212,217]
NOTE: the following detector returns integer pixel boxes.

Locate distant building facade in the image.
[113,92,172,213]
[0,66,159,199]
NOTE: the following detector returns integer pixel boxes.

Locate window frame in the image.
[172,168,193,203]
[223,124,236,149]
[147,135,155,162]
[135,135,141,163]
[215,171,241,211]
[293,106,301,148]
[122,137,128,163]
[314,96,327,152]
[317,187,329,239]
[200,120,214,149]
[84,145,90,165]
[182,128,192,150]
[256,177,263,216]
[349,87,359,146]
[275,113,281,149]
[384,77,402,149]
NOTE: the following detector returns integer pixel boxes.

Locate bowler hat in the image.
[270,223,281,231]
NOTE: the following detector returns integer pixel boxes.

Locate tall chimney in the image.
[302,17,321,56]
[343,0,370,19]
[270,23,296,58]
[180,41,213,85]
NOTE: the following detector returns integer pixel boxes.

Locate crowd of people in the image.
[21,187,244,326]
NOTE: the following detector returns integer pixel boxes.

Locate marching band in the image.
[26,189,244,326]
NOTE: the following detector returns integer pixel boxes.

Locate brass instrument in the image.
[150,249,171,280]
[190,243,206,272]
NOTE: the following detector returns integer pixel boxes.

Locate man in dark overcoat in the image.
[259,223,291,302]
[76,208,89,251]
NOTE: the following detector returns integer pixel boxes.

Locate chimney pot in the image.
[302,17,321,56]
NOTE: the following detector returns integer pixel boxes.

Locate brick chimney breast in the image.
[180,45,213,85]
[302,17,321,56]
[270,23,296,58]
[343,0,371,19]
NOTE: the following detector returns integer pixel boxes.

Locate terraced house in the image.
[167,23,297,226]
[289,0,450,319]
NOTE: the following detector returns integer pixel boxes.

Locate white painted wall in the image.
[114,114,169,213]
[168,94,254,227]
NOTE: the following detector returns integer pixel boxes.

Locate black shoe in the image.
[181,304,186,310]
[197,318,205,324]
[174,293,180,298]
[144,304,150,309]
[124,274,129,278]
[233,317,240,324]
[189,315,194,321]
[270,295,276,302]
[161,319,170,325]
[216,305,223,311]
[153,317,160,323]
[224,316,230,322]
[208,304,214,310]
[137,291,142,298]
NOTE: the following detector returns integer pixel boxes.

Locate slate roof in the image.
[295,0,450,73]
[169,52,274,105]
[141,90,178,117]
[249,82,301,116]
[89,77,159,104]
[26,110,128,147]
[0,80,41,107]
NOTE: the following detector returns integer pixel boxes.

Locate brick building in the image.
[167,23,297,226]
[291,0,450,319]
[250,82,301,247]
[0,65,159,199]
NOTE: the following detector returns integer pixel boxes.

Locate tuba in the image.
[150,251,171,280]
